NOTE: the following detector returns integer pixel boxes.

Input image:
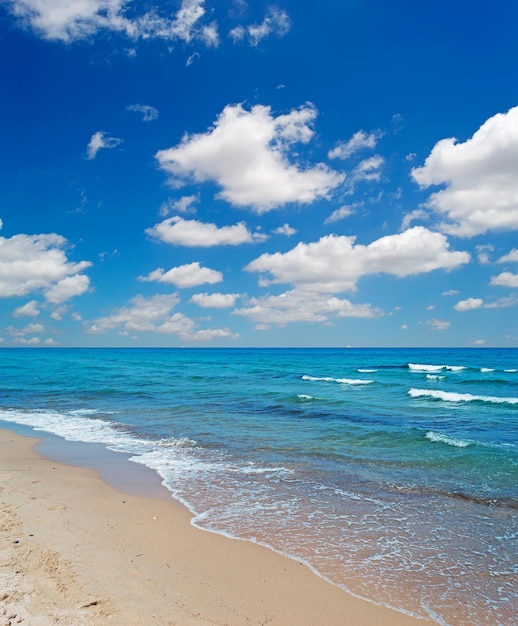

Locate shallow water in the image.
[0,347,516,624]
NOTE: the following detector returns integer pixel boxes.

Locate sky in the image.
[1,0,518,348]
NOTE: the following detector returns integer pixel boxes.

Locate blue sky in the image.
[1,0,518,347]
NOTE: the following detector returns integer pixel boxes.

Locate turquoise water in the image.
[0,348,516,625]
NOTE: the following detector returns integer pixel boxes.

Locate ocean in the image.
[0,347,516,625]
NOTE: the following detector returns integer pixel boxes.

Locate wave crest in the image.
[409,388,518,405]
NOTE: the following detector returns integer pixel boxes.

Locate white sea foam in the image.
[480,368,495,373]
[426,374,445,380]
[425,431,471,448]
[297,394,315,400]
[302,375,373,385]
[358,369,378,373]
[408,363,466,372]
[504,369,517,373]
[409,388,518,405]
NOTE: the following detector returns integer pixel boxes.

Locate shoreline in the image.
[0,427,430,625]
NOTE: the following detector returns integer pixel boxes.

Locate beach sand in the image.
[0,428,429,625]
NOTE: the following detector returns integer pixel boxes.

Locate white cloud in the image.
[228,24,245,42]
[485,295,518,308]
[88,294,180,334]
[476,244,494,264]
[86,131,123,160]
[230,7,291,46]
[352,155,384,182]
[245,226,470,293]
[126,104,159,121]
[45,274,90,303]
[328,130,382,160]
[6,0,214,45]
[156,103,344,213]
[427,319,451,331]
[139,262,222,288]
[50,305,69,320]
[246,7,291,46]
[13,300,40,317]
[200,22,219,47]
[159,195,198,217]
[186,52,200,66]
[454,297,484,312]
[273,223,297,236]
[325,204,355,224]
[411,106,518,236]
[442,289,459,296]
[146,216,262,246]
[234,289,380,326]
[12,336,42,345]
[7,322,45,336]
[86,293,237,341]
[401,208,429,230]
[0,232,91,301]
[490,271,518,288]
[498,248,518,263]
[190,292,239,308]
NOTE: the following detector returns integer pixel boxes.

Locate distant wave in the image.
[302,375,374,385]
[408,363,466,372]
[358,369,378,373]
[426,374,445,380]
[297,394,316,400]
[426,431,472,448]
[504,369,517,373]
[480,368,495,373]
[409,388,518,405]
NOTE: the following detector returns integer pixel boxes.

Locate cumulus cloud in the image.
[454,297,484,312]
[245,226,470,293]
[7,322,45,336]
[273,223,296,236]
[352,155,384,183]
[159,195,198,217]
[126,104,159,121]
[146,216,263,246]
[13,300,40,317]
[229,7,290,45]
[328,130,382,160]
[139,262,222,288]
[325,204,355,224]
[6,0,215,45]
[490,271,518,288]
[234,289,380,326]
[45,274,90,304]
[155,103,344,213]
[0,232,91,301]
[86,131,123,160]
[498,248,518,263]
[190,292,239,308]
[411,106,518,236]
[86,293,238,341]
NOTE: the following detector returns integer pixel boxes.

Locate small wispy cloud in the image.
[127,104,159,122]
[86,131,123,160]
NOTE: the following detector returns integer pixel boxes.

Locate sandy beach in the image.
[0,428,431,625]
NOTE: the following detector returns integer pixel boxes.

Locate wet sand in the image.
[0,428,430,625]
